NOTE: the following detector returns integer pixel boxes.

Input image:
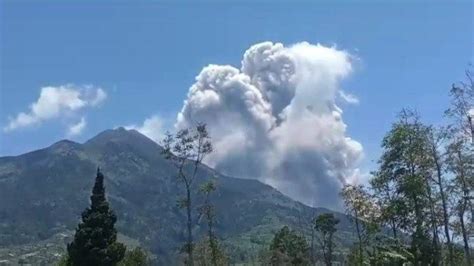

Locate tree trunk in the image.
[383,183,398,240]
[432,148,454,265]
[209,219,217,266]
[206,202,218,266]
[456,150,472,266]
[186,185,194,266]
[424,177,440,265]
[459,201,472,266]
[468,115,474,144]
[354,211,363,266]
[390,218,397,239]
[310,227,315,265]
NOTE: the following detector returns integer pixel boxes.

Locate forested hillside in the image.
[0,127,353,265]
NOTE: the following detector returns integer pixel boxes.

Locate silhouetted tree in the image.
[67,168,126,266]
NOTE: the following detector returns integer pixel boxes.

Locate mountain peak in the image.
[84,127,161,151]
[49,139,81,151]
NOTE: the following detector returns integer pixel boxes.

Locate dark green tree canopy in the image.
[118,247,150,266]
[269,226,310,266]
[67,168,126,266]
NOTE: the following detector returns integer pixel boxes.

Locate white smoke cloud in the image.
[125,115,165,143]
[4,85,106,133]
[174,41,363,209]
[67,117,87,137]
[339,90,360,105]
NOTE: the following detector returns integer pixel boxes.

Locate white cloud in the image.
[126,115,164,143]
[175,41,363,209]
[339,90,360,104]
[67,117,87,136]
[468,108,474,117]
[86,87,107,106]
[4,85,106,132]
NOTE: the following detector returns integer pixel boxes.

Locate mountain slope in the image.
[0,128,353,264]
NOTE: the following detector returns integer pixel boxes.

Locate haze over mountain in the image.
[0,127,353,264]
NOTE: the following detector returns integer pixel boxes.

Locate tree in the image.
[162,123,213,266]
[426,127,455,265]
[268,226,310,266]
[57,255,70,266]
[67,168,126,266]
[314,213,339,266]
[446,138,473,266]
[365,237,413,265]
[342,184,415,266]
[371,110,439,265]
[194,238,229,266]
[340,184,379,266]
[370,169,403,240]
[445,68,473,266]
[198,180,226,266]
[446,67,474,143]
[118,247,150,266]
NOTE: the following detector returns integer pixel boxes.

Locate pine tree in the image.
[67,168,126,266]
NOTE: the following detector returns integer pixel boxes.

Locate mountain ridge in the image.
[0,128,354,264]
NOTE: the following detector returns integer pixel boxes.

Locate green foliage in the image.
[198,179,224,266]
[267,226,310,266]
[314,214,339,236]
[341,184,380,266]
[195,238,229,266]
[67,169,126,266]
[371,240,413,265]
[370,110,442,265]
[57,255,70,266]
[118,247,150,266]
[347,236,413,266]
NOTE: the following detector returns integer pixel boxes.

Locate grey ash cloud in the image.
[172,41,363,209]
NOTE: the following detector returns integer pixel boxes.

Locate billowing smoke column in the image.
[176,42,363,209]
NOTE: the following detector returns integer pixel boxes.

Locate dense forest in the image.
[52,69,473,265]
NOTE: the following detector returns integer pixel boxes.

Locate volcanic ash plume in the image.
[176,41,363,209]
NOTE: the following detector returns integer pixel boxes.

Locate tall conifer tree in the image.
[67,168,126,266]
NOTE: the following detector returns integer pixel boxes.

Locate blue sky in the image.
[1,0,472,175]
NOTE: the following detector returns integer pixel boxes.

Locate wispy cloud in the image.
[339,90,360,105]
